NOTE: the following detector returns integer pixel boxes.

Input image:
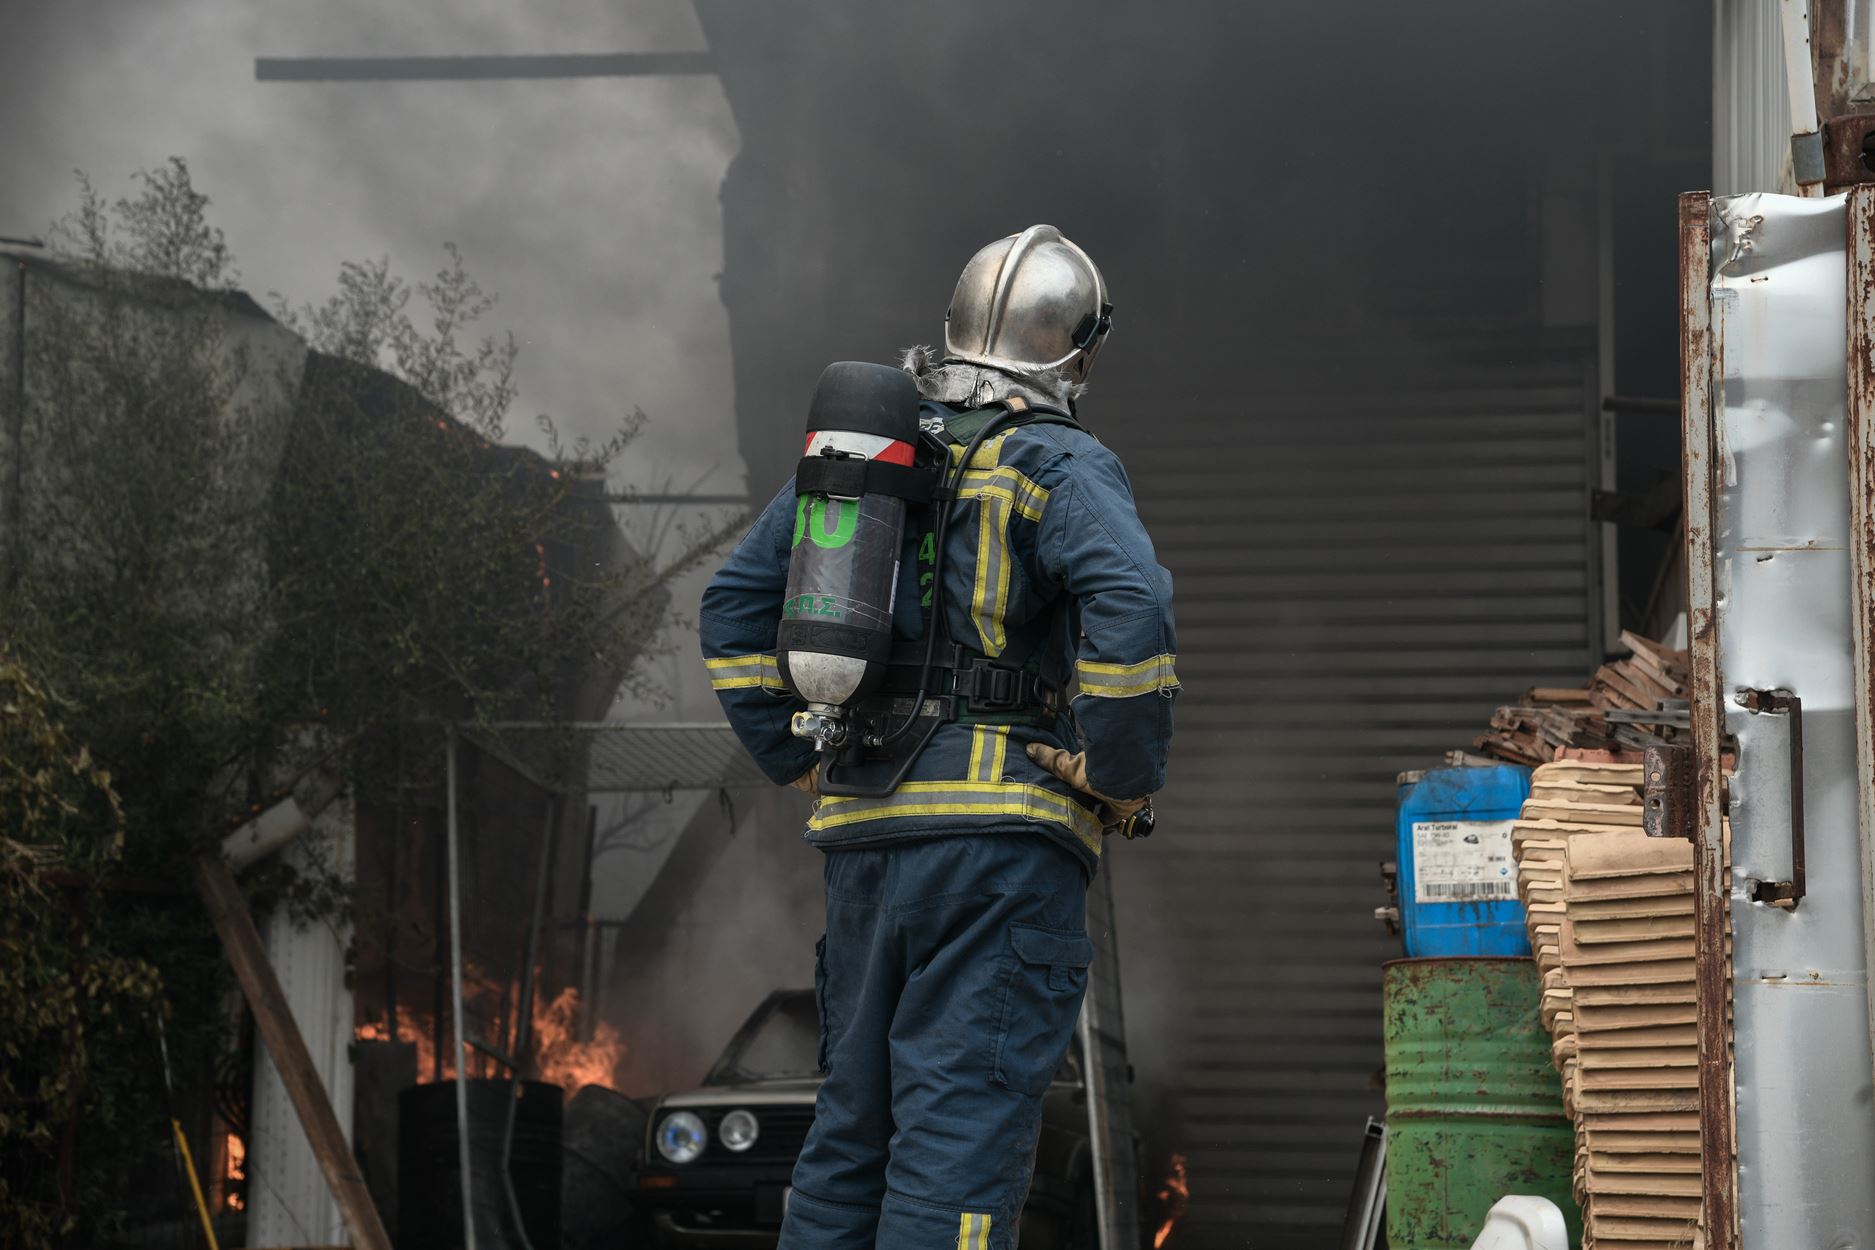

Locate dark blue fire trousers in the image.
[777,833,1093,1250]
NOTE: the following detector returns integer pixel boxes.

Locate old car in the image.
[631,989,1105,1249]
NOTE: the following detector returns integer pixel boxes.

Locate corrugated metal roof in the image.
[469,722,770,792]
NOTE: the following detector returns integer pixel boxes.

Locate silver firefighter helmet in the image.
[943,224,1112,385]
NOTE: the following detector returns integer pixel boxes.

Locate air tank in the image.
[777,362,922,734]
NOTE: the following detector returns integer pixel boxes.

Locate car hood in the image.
[657,1076,823,1109]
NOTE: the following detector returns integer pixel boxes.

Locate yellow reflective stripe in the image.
[947,433,1047,655]
[968,726,1010,782]
[809,780,1102,855]
[971,489,1012,656]
[960,466,1049,522]
[1075,654,1179,698]
[706,653,788,692]
[956,1212,992,1250]
[979,1213,991,1250]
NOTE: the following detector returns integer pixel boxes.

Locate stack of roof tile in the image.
[1473,633,1690,767]
[1513,759,1715,1250]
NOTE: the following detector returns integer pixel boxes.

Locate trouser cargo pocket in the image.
[993,923,1094,1095]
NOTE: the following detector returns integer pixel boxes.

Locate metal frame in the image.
[444,726,477,1250]
[1076,867,1139,1250]
[1678,189,1738,1250]
[436,721,770,1244]
[1846,181,1875,1106]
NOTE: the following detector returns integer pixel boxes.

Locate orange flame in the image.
[224,1132,247,1212]
[532,986,626,1091]
[354,979,625,1096]
[1152,1153,1190,1250]
[356,1013,446,1082]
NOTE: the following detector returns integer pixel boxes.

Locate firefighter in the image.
[701,224,1177,1250]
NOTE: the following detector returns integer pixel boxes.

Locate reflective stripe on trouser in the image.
[807,780,1105,858]
[777,834,1092,1250]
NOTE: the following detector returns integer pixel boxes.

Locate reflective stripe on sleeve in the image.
[705,652,789,692]
[1074,654,1179,698]
[809,780,1103,856]
[960,465,1049,522]
[956,1212,991,1250]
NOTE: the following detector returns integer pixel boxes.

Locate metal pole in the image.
[7,261,26,593]
[499,796,557,1250]
[445,725,477,1250]
[387,732,402,1041]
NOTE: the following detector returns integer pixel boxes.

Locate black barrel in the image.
[399,1079,562,1250]
[561,1085,649,1250]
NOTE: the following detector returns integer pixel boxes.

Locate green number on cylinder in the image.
[793,496,858,550]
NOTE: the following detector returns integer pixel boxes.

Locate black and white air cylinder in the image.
[776,361,922,749]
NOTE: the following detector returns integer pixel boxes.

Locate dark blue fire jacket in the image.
[700,400,1177,873]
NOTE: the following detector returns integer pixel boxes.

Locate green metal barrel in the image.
[1383,957,1580,1249]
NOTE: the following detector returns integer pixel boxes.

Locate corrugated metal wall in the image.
[1104,336,1601,1248]
[1713,0,1791,195]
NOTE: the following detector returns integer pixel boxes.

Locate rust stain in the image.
[1679,189,1737,1250]
[1841,184,1875,1134]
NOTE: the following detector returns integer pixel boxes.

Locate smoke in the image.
[0,0,741,497]
[598,786,825,1095]
[5,4,1713,1243]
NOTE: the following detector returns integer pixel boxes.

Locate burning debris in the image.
[1153,1152,1190,1249]
[355,979,625,1095]
[222,1132,246,1212]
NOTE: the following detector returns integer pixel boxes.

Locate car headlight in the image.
[656,1111,707,1165]
[718,1109,759,1153]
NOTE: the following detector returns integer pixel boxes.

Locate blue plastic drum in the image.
[1395,764,1532,957]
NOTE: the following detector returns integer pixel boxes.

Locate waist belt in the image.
[874,652,1060,722]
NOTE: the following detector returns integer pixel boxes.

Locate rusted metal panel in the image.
[1642,743,1695,840]
[1678,189,1737,1250]
[1823,110,1875,191]
[1711,190,1875,1247]
[1845,180,1875,1125]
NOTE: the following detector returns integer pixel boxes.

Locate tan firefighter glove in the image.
[1026,743,1149,827]
[788,763,820,797]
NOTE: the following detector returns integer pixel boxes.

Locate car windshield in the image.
[708,993,822,1083]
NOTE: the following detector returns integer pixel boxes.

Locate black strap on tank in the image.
[794,454,934,503]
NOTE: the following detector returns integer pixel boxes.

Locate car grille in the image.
[697,1104,815,1164]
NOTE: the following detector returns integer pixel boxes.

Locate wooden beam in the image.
[194,855,393,1250]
